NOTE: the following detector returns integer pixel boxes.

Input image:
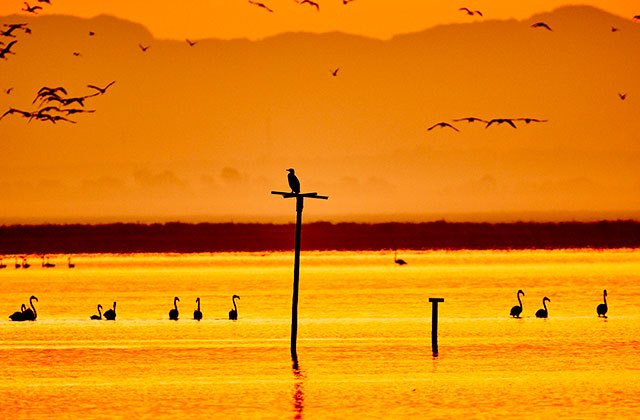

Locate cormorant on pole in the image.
[287,168,301,194]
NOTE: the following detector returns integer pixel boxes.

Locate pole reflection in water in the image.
[292,362,305,419]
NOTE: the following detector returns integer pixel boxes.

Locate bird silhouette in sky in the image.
[0,41,18,59]
[2,23,29,37]
[62,108,95,116]
[37,0,52,4]
[72,52,81,57]
[611,26,619,32]
[36,114,77,124]
[486,118,517,128]
[22,2,43,14]
[531,22,552,31]
[453,117,487,124]
[139,43,150,52]
[248,0,274,12]
[331,68,339,76]
[89,31,95,36]
[459,8,483,17]
[5,87,13,94]
[515,118,548,124]
[618,92,627,100]
[0,108,33,121]
[299,0,320,11]
[633,15,640,21]
[87,81,116,95]
[33,86,67,103]
[186,39,198,46]
[342,0,355,4]
[287,168,301,194]
[427,122,459,132]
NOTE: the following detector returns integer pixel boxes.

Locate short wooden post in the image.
[429,298,445,357]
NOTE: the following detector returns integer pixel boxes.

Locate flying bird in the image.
[0,108,33,121]
[342,0,355,4]
[5,87,13,94]
[618,92,627,100]
[287,168,301,194]
[87,81,116,95]
[89,31,95,36]
[22,2,43,14]
[611,26,619,32]
[186,39,198,46]
[62,108,95,116]
[37,0,52,3]
[331,67,339,76]
[72,52,81,57]
[453,117,487,124]
[633,15,640,21]
[139,43,150,52]
[427,122,459,132]
[515,118,548,124]
[531,22,552,31]
[248,0,274,12]
[299,0,320,11]
[459,8,482,16]
[486,118,517,128]
[0,40,18,59]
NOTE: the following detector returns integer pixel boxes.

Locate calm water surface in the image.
[1,250,639,418]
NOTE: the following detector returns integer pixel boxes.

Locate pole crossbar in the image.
[271,191,329,200]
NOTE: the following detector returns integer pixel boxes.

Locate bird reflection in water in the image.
[292,362,305,419]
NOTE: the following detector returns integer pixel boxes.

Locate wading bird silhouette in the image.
[394,251,407,266]
[427,122,459,132]
[287,168,301,194]
[248,0,274,12]
[510,289,525,318]
[194,297,203,320]
[535,297,551,318]
[597,289,608,318]
[531,22,552,31]
[42,256,55,268]
[22,258,30,269]
[91,304,103,320]
[9,304,27,321]
[229,295,240,320]
[103,302,116,320]
[169,297,180,320]
[20,296,38,321]
[0,258,6,269]
[15,257,21,269]
[68,256,75,268]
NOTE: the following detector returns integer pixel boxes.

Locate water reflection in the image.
[292,362,305,419]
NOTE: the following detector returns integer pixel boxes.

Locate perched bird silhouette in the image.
[459,8,482,16]
[510,289,525,318]
[486,118,517,128]
[186,39,198,47]
[596,289,608,318]
[453,117,487,124]
[535,297,551,318]
[87,81,116,95]
[139,44,150,52]
[299,0,320,11]
[331,68,339,77]
[22,3,43,14]
[427,122,459,132]
[229,295,240,320]
[248,0,274,12]
[531,22,552,31]
[618,92,627,100]
[287,168,301,194]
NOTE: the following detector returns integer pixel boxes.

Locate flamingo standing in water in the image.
[22,258,30,269]
[169,297,180,320]
[229,295,240,320]
[68,256,75,268]
[194,297,203,320]
[597,289,608,318]
[535,297,551,318]
[15,257,21,269]
[510,289,525,318]
[42,256,55,268]
[103,302,116,320]
[19,296,38,321]
[394,251,407,266]
[90,304,103,320]
[0,258,6,269]
[9,304,27,321]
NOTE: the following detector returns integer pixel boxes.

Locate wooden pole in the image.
[291,195,304,363]
[429,298,444,357]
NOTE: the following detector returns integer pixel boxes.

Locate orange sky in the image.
[1,2,639,223]
[0,1,636,40]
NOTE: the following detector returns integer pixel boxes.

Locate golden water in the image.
[1,250,639,418]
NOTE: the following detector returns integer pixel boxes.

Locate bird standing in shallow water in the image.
[91,304,102,320]
[103,302,116,320]
[510,290,525,318]
[194,297,203,321]
[229,295,240,320]
[394,251,407,266]
[169,297,180,320]
[535,297,550,318]
[597,289,608,318]
[287,168,300,194]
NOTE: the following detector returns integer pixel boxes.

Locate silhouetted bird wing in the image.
[427,122,459,132]
[531,22,552,31]
[453,117,487,123]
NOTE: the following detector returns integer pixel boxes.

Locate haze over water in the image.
[1,250,639,418]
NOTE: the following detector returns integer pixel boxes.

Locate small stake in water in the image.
[429,298,445,357]
[272,169,328,364]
